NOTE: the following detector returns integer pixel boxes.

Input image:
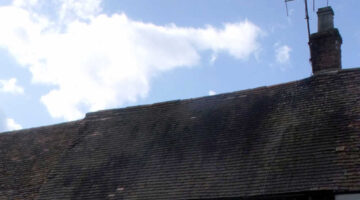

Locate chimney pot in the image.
[317,6,334,32]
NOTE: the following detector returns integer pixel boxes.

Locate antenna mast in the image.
[285,0,313,64]
[304,0,311,40]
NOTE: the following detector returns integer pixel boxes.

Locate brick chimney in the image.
[309,6,342,74]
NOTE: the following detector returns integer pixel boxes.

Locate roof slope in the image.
[0,121,83,199]
[1,69,360,199]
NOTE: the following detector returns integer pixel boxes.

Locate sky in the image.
[0,0,359,132]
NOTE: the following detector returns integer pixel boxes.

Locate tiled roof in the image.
[1,68,360,199]
[0,121,83,199]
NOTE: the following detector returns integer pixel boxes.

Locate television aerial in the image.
[285,0,330,40]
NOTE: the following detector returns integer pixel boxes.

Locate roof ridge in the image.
[0,120,82,135]
[85,79,303,120]
[85,67,360,121]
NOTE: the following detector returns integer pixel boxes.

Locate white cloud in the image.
[5,118,22,131]
[0,78,24,94]
[12,0,39,7]
[210,53,217,65]
[0,0,263,120]
[0,112,22,132]
[0,112,5,132]
[208,90,216,96]
[58,0,102,21]
[275,44,292,64]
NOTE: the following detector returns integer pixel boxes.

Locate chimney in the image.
[309,6,342,74]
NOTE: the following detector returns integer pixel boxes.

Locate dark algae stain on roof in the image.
[1,69,360,199]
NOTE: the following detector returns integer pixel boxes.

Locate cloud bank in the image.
[0,0,263,120]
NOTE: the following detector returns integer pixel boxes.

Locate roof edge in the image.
[0,119,83,135]
[85,67,360,120]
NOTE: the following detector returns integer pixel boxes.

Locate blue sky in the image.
[0,0,359,131]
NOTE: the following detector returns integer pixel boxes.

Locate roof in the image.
[1,68,360,199]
